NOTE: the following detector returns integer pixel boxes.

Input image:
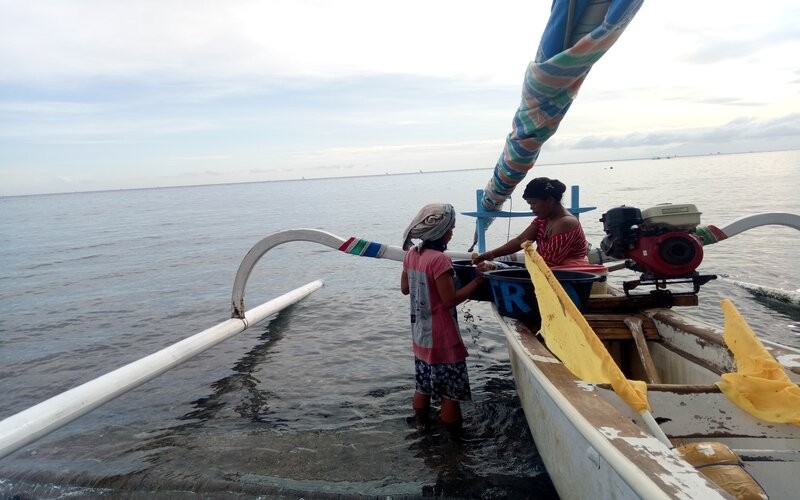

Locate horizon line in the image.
[2,148,796,199]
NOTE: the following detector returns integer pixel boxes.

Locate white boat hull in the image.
[497,306,800,499]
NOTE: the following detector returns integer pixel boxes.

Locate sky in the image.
[1,0,798,196]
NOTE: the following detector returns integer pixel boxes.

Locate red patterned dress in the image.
[531,216,589,267]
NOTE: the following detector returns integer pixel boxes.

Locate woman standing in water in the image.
[400,203,484,427]
[473,177,589,267]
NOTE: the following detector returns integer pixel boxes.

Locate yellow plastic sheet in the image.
[524,243,650,413]
[716,299,800,425]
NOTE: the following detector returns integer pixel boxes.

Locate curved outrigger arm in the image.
[231,230,402,319]
[230,228,486,319]
[695,212,800,245]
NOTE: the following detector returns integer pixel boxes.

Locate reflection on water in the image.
[182,309,292,427]
[1,305,557,498]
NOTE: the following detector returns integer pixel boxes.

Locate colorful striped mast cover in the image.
[482,0,644,212]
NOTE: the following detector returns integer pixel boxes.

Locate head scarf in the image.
[522,177,566,201]
[402,203,455,251]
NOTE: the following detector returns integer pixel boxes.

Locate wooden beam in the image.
[624,317,662,384]
[584,294,698,313]
[584,314,660,340]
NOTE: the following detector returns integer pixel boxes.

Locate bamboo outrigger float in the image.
[0,280,323,460]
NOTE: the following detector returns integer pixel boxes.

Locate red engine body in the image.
[625,232,704,278]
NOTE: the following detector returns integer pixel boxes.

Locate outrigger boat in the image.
[226,193,800,500]
[487,204,800,499]
[456,0,800,494]
[190,204,800,500]
[3,1,800,499]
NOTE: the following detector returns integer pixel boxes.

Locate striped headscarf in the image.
[402,204,456,251]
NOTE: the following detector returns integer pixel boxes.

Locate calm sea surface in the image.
[1,150,798,498]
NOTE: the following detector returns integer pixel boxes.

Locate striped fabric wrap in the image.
[338,237,386,258]
[694,225,728,245]
[482,0,644,211]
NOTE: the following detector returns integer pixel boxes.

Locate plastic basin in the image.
[551,264,609,294]
[483,268,600,321]
[453,260,525,302]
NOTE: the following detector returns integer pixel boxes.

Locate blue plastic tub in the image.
[483,268,599,321]
[452,260,524,302]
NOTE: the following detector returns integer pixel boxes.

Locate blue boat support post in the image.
[462,186,596,253]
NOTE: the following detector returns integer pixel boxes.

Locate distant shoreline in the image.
[4,148,796,199]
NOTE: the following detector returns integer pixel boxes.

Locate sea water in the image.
[1,150,798,498]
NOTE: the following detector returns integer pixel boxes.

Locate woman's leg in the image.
[413,391,431,418]
[440,397,462,426]
[413,358,432,420]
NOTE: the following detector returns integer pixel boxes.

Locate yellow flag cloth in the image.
[715,299,800,425]
[524,243,650,413]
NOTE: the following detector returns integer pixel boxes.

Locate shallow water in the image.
[1,150,798,498]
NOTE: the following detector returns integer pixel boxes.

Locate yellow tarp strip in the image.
[524,242,650,413]
[715,299,800,425]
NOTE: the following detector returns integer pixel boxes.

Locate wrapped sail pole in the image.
[482,0,643,212]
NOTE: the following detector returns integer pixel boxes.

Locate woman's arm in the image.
[473,221,540,263]
[401,270,409,295]
[435,270,485,309]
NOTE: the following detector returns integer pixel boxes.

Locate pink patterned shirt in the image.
[403,248,469,364]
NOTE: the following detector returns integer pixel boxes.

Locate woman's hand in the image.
[475,261,494,273]
[472,251,491,264]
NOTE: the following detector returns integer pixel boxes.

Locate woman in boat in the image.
[400,203,485,427]
[473,177,589,267]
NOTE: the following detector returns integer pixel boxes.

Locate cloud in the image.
[680,22,799,65]
[560,114,800,150]
[0,1,540,86]
[686,96,763,107]
[2,0,798,196]
[158,155,231,162]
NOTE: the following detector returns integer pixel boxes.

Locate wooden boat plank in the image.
[581,314,661,340]
[624,317,662,384]
[584,294,698,313]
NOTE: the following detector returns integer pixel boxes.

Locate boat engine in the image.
[600,204,704,279]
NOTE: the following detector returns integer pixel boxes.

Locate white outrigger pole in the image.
[0,280,322,460]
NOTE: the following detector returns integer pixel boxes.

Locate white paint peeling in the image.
[657,472,728,500]
[576,381,596,392]
[532,354,560,364]
[619,436,674,458]
[598,426,622,439]
[598,427,728,497]
[624,441,729,498]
